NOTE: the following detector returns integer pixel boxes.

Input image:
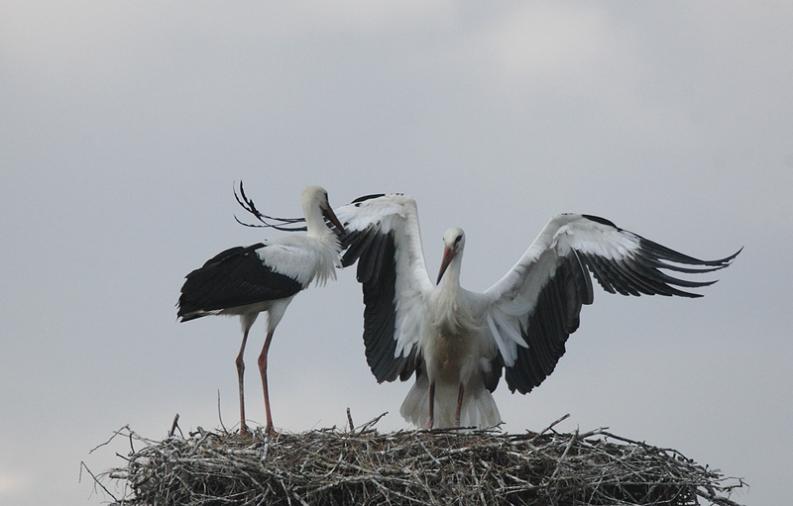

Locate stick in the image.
[89,424,131,454]
[168,413,180,438]
[535,413,570,438]
[346,407,355,432]
[79,461,118,502]
[217,390,228,434]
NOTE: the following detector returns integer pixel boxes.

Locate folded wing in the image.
[177,243,304,321]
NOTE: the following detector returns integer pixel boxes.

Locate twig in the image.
[549,430,577,481]
[217,390,228,434]
[79,461,118,502]
[168,413,181,438]
[356,411,388,432]
[533,413,570,440]
[89,424,131,454]
[347,407,355,432]
[92,415,746,506]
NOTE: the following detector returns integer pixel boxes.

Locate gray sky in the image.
[1,1,791,504]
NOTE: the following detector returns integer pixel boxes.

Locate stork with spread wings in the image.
[335,195,740,429]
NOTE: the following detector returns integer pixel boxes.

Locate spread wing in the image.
[335,195,433,382]
[479,213,740,394]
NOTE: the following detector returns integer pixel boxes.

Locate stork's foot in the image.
[264,423,277,437]
[238,424,253,439]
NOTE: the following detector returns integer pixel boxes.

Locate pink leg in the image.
[235,328,251,436]
[427,382,436,429]
[257,330,276,434]
[455,383,464,427]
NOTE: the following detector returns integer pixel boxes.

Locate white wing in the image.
[478,213,740,394]
[335,194,434,382]
[257,234,338,287]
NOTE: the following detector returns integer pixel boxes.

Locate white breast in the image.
[423,288,482,384]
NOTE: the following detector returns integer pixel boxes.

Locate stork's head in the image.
[302,185,345,234]
[301,185,328,209]
[437,227,465,284]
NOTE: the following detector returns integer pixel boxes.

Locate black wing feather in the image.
[340,227,376,268]
[503,216,739,394]
[482,354,504,392]
[177,243,302,321]
[355,232,420,383]
[579,231,737,298]
[351,193,387,205]
[505,254,586,394]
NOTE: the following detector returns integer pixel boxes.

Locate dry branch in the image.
[94,414,745,506]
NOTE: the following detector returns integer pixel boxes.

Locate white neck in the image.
[438,255,463,293]
[301,208,341,286]
[431,253,479,335]
[303,203,331,239]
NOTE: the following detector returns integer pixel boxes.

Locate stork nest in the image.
[87,413,745,506]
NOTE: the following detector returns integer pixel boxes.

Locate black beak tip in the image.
[436,249,453,285]
[323,207,345,234]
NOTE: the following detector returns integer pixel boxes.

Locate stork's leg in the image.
[427,381,435,429]
[258,330,276,434]
[455,383,464,427]
[235,328,251,436]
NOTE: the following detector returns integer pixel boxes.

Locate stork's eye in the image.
[454,236,462,244]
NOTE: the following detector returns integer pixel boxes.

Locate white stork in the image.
[335,195,740,429]
[177,184,345,435]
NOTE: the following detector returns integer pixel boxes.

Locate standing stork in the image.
[177,184,345,435]
[336,195,740,429]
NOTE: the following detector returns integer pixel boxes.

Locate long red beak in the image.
[437,246,455,284]
[323,206,345,234]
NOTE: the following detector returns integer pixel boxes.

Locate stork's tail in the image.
[400,377,502,429]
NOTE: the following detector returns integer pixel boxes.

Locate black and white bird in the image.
[336,195,740,429]
[177,184,345,435]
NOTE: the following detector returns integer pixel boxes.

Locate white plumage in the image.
[178,185,345,435]
[337,196,739,429]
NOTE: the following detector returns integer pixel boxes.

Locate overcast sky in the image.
[1,1,791,504]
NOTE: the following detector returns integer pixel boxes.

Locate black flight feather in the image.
[177,243,302,321]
